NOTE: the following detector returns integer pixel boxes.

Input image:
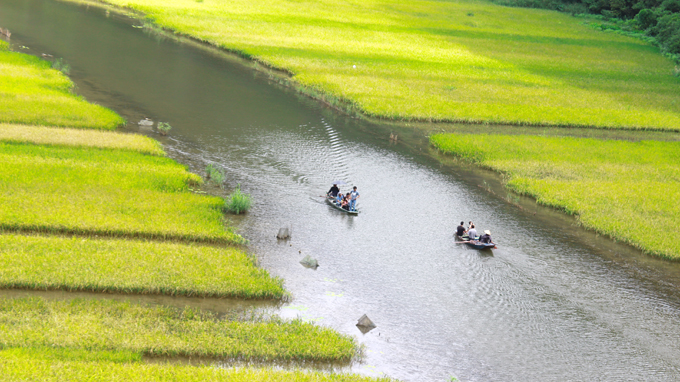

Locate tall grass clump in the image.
[0,142,241,244]
[0,348,389,382]
[66,0,680,129]
[0,234,284,299]
[206,163,226,186]
[0,41,122,129]
[51,58,71,75]
[226,184,252,214]
[0,297,358,363]
[431,133,680,259]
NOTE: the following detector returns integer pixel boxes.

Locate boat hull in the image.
[326,197,359,215]
[456,234,496,250]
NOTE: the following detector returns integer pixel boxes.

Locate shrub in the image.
[157,122,172,135]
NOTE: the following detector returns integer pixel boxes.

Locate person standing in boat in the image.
[480,230,493,244]
[327,184,340,198]
[467,224,478,241]
[456,221,466,237]
[349,186,360,212]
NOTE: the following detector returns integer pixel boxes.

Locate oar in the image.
[454,241,471,244]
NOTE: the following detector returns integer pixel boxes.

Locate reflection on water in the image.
[2,0,680,380]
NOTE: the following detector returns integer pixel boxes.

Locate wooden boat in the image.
[456,234,496,250]
[326,196,359,215]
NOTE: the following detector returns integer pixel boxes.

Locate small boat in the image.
[456,235,496,250]
[326,196,358,215]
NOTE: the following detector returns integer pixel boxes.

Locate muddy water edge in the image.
[2,0,680,381]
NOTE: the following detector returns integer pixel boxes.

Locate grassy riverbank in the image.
[0,348,390,382]
[0,297,357,362]
[0,234,284,298]
[68,0,680,129]
[431,133,680,260]
[0,42,123,129]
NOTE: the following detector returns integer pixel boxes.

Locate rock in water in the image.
[299,255,319,269]
[276,228,290,240]
[138,118,154,126]
[356,314,376,333]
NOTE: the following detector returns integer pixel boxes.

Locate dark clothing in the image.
[342,203,350,211]
[456,225,466,236]
[480,234,492,244]
[328,186,340,197]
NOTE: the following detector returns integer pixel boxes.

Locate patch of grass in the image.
[0,348,390,382]
[0,41,123,129]
[0,297,358,362]
[206,163,226,186]
[0,123,164,155]
[68,0,680,129]
[226,185,253,214]
[0,234,284,299]
[431,133,680,259]
[0,142,241,244]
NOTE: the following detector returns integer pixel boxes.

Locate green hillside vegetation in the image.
[0,42,123,129]
[0,234,284,299]
[0,142,240,244]
[70,0,680,129]
[0,297,357,362]
[0,348,389,382]
[431,133,680,259]
[0,123,164,154]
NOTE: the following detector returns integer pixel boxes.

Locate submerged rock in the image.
[356,314,376,333]
[299,255,318,269]
[276,228,290,240]
[138,118,154,126]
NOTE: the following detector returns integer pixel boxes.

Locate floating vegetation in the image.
[431,133,680,260]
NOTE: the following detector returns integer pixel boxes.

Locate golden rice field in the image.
[0,297,357,362]
[0,234,284,299]
[0,41,123,129]
[0,142,240,244]
[69,0,680,129]
[0,123,164,154]
[431,133,680,259]
[0,348,389,382]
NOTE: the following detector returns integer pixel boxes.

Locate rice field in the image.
[0,142,240,244]
[431,133,680,259]
[0,297,358,362]
[0,234,284,299]
[68,0,680,129]
[0,348,389,382]
[0,41,123,129]
[0,123,164,155]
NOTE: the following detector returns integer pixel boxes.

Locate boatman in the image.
[456,221,466,237]
[349,186,360,212]
[480,230,493,244]
[327,184,340,198]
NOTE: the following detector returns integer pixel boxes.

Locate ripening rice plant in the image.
[226,184,252,214]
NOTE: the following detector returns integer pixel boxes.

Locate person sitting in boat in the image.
[456,221,466,237]
[480,230,493,244]
[327,184,340,198]
[335,191,344,205]
[467,224,478,241]
[341,193,351,210]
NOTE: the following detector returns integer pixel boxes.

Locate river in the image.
[2,0,680,380]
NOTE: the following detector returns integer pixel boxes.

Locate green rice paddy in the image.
[0,142,240,244]
[0,123,164,154]
[0,234,283,299]
[0,348,389,382]
[0,297,357,362]
[70,0,680,129]
[431,133,680,259]
[0,41,123,129]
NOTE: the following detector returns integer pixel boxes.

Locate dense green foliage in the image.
[0,348,388,382]
[0,42,123,129]
[0,234,284,298]
[69,0,680,129]
[0,297,358,362]
[0,123,164,154]
[492,0,680,60]
[0,142,241,244]
[431,133,680,259]
[226,185,253,214]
